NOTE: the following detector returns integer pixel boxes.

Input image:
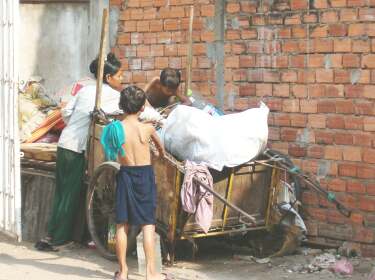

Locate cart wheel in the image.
[86,161,139,260]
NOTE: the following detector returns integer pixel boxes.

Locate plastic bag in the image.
[161,102,269,171]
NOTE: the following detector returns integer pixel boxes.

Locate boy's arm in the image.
[150,127,165,158]
[176,90,192,106]
[144,76,159,94]
[61,94,78,124]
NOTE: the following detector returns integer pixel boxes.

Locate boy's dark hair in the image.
[160,68,181,90]
[89,53,121,84]
[119,86,146,114]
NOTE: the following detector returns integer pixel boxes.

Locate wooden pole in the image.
[89,9,108,177]
[94,9,109,110]
[185,6,194,96]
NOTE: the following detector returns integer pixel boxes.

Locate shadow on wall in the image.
[19,2,90,100]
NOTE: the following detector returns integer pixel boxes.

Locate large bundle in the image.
[161,103,269,171]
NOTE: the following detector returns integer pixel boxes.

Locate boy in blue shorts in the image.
[115,86,165,280]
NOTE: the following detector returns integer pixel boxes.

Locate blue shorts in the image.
[115,165,157,225]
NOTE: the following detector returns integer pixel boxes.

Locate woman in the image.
[35,53,123,251]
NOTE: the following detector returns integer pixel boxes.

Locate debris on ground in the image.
[329,259,353,276]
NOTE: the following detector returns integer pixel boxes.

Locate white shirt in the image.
[58,84,120,153]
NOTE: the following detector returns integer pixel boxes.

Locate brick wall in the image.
[111,0,375,256]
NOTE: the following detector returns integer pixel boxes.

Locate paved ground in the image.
[0,234,374,280]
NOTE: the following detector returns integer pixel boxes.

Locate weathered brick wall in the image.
[111,0,375,255]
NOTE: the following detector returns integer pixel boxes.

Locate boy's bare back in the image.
[118,116,164,166]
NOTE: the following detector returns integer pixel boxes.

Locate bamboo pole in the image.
[94,9,109,110]
[89,9,108,177]
[185,6,194,96]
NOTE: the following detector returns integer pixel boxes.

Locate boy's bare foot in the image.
[114,270,128,280]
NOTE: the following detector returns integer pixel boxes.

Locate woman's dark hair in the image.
[89,53,121,84]
[119,86,146,114]
[160,68,181,90]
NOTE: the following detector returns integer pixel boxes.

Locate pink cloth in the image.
[181,160,214,233]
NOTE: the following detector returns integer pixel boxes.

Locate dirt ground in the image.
[0,234,374,280]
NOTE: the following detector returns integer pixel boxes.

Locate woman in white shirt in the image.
[35,53,123,251]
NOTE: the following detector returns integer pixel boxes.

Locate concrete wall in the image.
[20,3,90,99]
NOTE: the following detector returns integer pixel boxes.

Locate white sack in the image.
[161,102,269,171]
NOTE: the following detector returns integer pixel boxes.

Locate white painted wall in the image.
[19,3,90,100]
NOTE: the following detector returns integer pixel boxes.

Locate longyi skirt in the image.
[115,165,157,225]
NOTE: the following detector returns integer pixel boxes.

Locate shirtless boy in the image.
[114,86,165,280]
[144,68,191,108]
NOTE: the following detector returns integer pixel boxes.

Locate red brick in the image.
[338,163,358,177]
[297,70,316,83]
[359,197,375,211]
[224,56,240,68]
[256,83,272,97]
[336,100,355,114]
[239,55,256,68]
[289,144,306,157]
[281,70,298,82]
[317,100,336,113]
[310,25,328,38]
[343,54,360,68]
[117,34,131,45]
[290,0,308,9]
[368,183,375,195]
[316,69,333,83]
[226,2,240,13]
[326,85,344,97]
[334,38,352,53]
[240,1,257,13]
[340,8,358,21]
[307,145,324,158]
[353,39,371,53]
[345,116,363,130]
[307,207,327,222]
[285,14,301,25]
[290,113,307,127]
[363,148,375,163]
[239,84,256,97]
[273,84,290,97]
[354,132,373,146]
[315,131,334,144]
[291,85,307,98]
[331,0,347,7]
[363,55,375,68]
[303,12,318,23]
[325,146,343,160]
[348,0,367,6]
[201,4,215,17]
[347,181,366,194]
[300,99,317,113]
[345,85,364,98]
[308,115,326,128]
[292,26,307,38]
[233,98,250,111]
[278,27,291,38]
[329,24,348,36]
[364,117,375,131]
[327,115,345,129]
[256,55,272,67]
[358,165,375,179]
[308,54,324,68]
[329,178,347,192]
[348,23,366,36]
[313,39,333,53]
[252,15,266,25]
[290,55,306,68]
[321,11,339,23]
[280,128,298,141]
[273,113,291,126]
[334,69,350,84]
[248,41,264,53]
[335,133,354,145]
[308,84,326,97]
[266,99,283,111]
[156,32,171,44]
[313,0,328,8]
[248,70,263,82]
[302,192,319,205]
[354,227,375,243]
[343,147,362,162]
[263,70,280,82]
[241,29,257,39]
[226,30,241,40]
[273,56,289,68]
